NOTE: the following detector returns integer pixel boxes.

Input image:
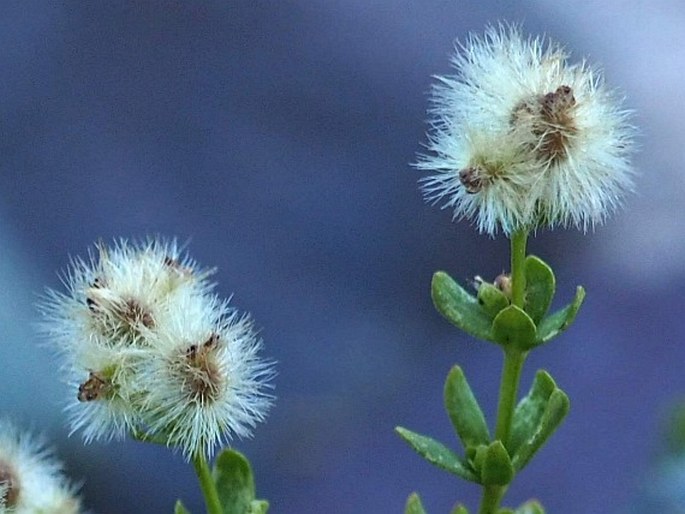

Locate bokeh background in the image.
[1,1,684,513]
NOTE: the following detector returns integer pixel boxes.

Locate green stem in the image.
[494,349,527,444]
[478,485,506,514]
[192,453,223,514]
[478,228,530,514]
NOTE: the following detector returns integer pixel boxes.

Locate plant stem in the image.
[478,486,506,514]
[192,453,223,514]
[479,228,530,514]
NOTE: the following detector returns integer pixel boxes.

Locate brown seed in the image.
[0,461,19,507]
[77,372,111,402]
[459,166,487,194]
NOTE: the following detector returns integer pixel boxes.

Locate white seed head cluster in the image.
[40,238,273,460]
[0,420,82,514]
[417,24,635,235]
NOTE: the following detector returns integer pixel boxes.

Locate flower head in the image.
[40,238,273,459]
[417,24,635,235]
[0,420,82,514]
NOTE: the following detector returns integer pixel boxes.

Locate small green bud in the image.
[480,441,514,486]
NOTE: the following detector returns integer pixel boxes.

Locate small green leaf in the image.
[497,509,515,514]
[509,371,557,455]
[515,500,545,514]
[512,389,570,471]
[247,500,269,514]
[536,286,585,345]
[450,504,469,514]
[213,449,256,514]
[432,271,494,341]
[477,281,510,318]
[174,500,191,514]
[524,256,555,324]
[444,366,490,449]
[405,492,427,514]
[480,440,514,486]
[492,305,536,350]
[395,426,479,483]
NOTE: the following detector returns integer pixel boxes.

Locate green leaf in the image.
[480,440,514,486]
[432,271,494,342]
[509,371,557,455]
[405,493,427,514]
[497,509,515,514]
[535,286,585,345]
[174,500,191,514]
[395,426,479,483]
[524,256,555,324]
[450,504,469,514]
[492,305,536,350]
[511,389,570,471]
[213,449,256,514]
[247,500,269,514]
[444,366,490,450]
[477,281,510,318]
[514,500,545,514]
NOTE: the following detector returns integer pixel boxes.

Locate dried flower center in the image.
[0,461,20,507]
[78,371,113,402]
[459,165,489,194]
[183,334,224,403]
[86,283,155,344]
[512,85,577,164]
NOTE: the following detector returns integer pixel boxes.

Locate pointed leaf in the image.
[213,449,256,514]
[432,271,494,341]
[515,500,545,514]
[512,389,570,471]
[509,371,557,455]
[405,493,427,514]
[444,366,490,449]
[450,504,469,514]
[174,500,191,514]
[524,256,555,324]
[248,500,269,514]
[536,287,585,345]
[477,282,510,318]
[480,440,514,486]
[492,305,536,350]
[395,426,479,483]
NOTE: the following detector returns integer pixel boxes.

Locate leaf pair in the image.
[175,450,268,514]
[396,367,568,486]
[432,256,584,350]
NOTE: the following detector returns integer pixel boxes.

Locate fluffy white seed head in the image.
[40,238,273,459]
[140,303,273,459]
[417,23,635,235]
[0,420,82,514]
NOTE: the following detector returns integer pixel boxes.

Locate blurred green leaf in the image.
[247,500,269,514]
[395,426,479,483]
[511,389,570,471]
[450,504,469,514]
[524,256,555,324]
[480,441,514,486]
[492,305,536,350]
[536,287,585,345]
[509,371,557,455]
[444,366,490,449]
[514,500,545,514]
[174,500,191,514]
[432,271,494,342]
[405,493,427,514]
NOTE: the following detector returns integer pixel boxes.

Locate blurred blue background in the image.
[0,1,683,513]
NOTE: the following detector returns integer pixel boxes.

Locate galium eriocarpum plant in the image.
[397,23,635,514]
[40,238,274,514]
